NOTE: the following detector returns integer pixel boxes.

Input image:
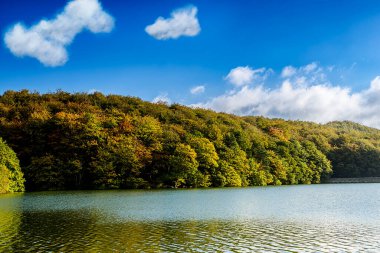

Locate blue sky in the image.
[2,0,380,127]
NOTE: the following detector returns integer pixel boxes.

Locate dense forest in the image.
[1,90,380,192]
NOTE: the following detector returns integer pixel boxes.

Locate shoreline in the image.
[326,177,380,184]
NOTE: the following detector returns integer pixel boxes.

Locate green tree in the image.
[169,144,199,188]
[0,138,24,193]
[0,90,378,191]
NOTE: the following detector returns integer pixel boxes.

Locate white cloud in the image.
[152,93,171,104]
[193,63,380,129]
[4,0,114,66]
[281,66,296,78]
[280,62,326,86]
[145,6,200,40]
[303,62,318,73]
[225,66,268,87]
[88,89,99,94]
[190,85,205,95]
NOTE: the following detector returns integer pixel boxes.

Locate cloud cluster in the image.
[225,66,269,87]
[190,85,205,94]
[280,62,327,86]
[194,63,380,128]
[145,6,200,40]
[4,0,114,66]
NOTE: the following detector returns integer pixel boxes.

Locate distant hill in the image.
[326,121,380,134]
[0,90,379,191]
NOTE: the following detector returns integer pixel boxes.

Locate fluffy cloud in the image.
[225,66,268,87]
[152,93,171,104]
[145,6,200,40]
[4,0,114,66]
[194,63,380,128]
[280,62,326,86]
[190,85,205,94]
[281,66,296,78]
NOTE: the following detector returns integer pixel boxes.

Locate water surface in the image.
[0,184,379,252]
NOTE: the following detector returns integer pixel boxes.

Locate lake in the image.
[0,184,379,252]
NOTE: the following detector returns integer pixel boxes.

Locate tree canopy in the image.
[0,137,24,193]
[0,90,379,191]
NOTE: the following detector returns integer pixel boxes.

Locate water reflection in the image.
[0,194,22,252]
[0,185,380,252]
[5,213,380,252]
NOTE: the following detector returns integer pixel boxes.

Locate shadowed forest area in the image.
[1,90,380,192]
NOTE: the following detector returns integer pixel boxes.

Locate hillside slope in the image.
[0,90,379,190]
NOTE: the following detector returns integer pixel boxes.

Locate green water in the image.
[0,184,379,252]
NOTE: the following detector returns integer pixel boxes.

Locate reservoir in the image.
[0,184,379,252]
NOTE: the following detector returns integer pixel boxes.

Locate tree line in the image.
[1,90,380,192]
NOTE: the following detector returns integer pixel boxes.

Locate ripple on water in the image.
[1,214,380,252]
[0,185,380,252]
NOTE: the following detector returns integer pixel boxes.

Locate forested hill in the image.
[1,90,380,191]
